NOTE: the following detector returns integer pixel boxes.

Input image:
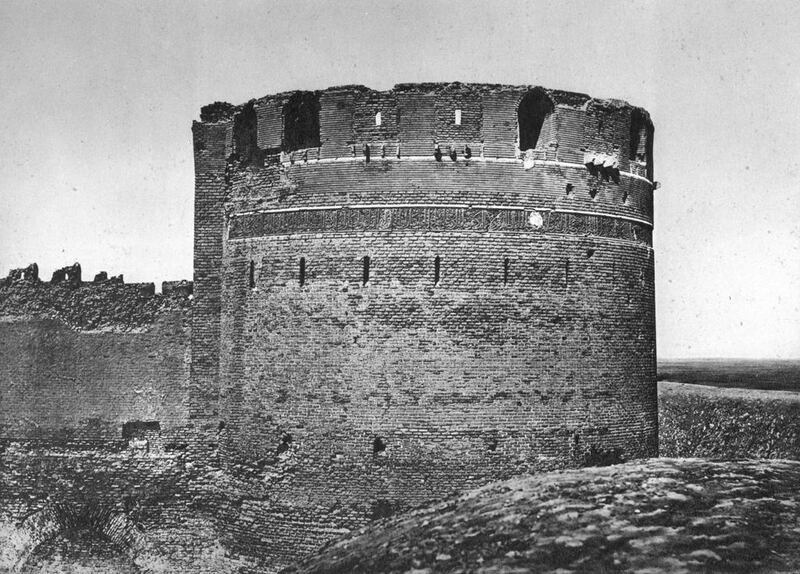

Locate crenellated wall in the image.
[0,270,245,572]
[190,82,658,572]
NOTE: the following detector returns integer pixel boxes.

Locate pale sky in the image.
[1,0,798,359]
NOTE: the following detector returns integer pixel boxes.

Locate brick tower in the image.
[192,82,657,569]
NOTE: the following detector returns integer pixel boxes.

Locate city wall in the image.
[0,271,247,572]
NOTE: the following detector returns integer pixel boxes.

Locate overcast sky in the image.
[1,0,798,359]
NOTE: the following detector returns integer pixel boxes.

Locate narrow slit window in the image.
[454,109,462,125]
[434,255,441,286]
[503,258,510,285]
[299,257,306,286]
[564,260,570,288]
[362,256,370,286]
[375,111,382,126]
[248,260,256,289]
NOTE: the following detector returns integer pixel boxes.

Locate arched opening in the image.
[518,89,555,151]
[16,504,146,574]
[21,530,141,573]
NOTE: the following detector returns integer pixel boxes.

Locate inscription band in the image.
[229,206,652,245]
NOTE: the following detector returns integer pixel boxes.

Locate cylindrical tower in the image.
[192,82,656,569]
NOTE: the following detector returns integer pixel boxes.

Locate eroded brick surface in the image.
[207,82,657,571]
[0,82,658,572]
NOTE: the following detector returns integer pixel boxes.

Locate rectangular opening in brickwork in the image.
[249,260,256,289]
[434,255,441,286]
[503,258,510,285]
[375,111,382,126]
[629,109,648,162]
[362,256,370,286]
[122,421,161,440]
[565,260,570,288]
[455,109,462,125]
[373,436,386,456]
[234,101,265,167]
[283,92,321,151]
[299,257,306,286]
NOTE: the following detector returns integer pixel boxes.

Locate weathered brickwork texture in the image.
[203,82,657,571]
[0,81,656,572]
[0,278,255,571]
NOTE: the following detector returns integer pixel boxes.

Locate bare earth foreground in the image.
[283,458,800,574]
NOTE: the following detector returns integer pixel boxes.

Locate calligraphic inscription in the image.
[229,207,651,245]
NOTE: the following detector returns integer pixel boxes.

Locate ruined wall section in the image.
[233,83,653,168]
[222,83,653,220]
[0,273,236,573]
[0,271,192,447]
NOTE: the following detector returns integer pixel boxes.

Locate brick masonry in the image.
[209,82,657,571]
[0,81,656,573]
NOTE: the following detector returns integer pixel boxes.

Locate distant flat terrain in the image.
[658,358,800,392]
[658,382,800,460]
[284,458,800,574]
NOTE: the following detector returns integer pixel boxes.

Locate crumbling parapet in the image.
[3,263,133,290]
[50,262,82,288]
[1,261,192,330]
[206,83,653,179]
[162,280,193,298]
[6,263,39,285]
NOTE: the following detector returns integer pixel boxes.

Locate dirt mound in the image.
[284,458,800,574]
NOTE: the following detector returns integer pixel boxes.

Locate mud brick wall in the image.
[584,99,633,171]
[433,83,482,143]
[0,280,238,572]
[192,81,658,572]
[0,281,192,447]
[0,312,189,447]
[319,88,358,159]
[396,88,436,156]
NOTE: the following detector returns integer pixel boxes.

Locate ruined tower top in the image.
[197,82,654,183]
